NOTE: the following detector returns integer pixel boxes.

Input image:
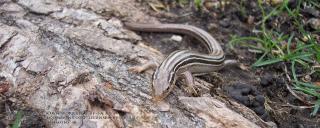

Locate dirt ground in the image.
[135,0,320,127]
[0,0,319,127]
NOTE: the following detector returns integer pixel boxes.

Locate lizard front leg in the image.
[180,71,200,97]
[128,61,159,73]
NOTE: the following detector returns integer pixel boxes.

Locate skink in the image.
[125,23,230,101]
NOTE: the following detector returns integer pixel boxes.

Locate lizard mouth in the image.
[152,83,175,102]
[152,89,168,102]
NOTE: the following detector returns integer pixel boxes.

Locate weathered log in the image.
[0,0,276,127]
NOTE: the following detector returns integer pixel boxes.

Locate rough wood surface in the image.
[0,0,276,127]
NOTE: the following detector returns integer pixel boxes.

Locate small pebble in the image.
[247,15,255,25]
[260,112,269,121]
[253,106,265,115]
[240,87,251,95]
[308,18,320,30]
[234,83,249,89]
[219,18,231,28]
[229,91,239,97]
[204,1,219,9]
[275,78,285,86]
[250,87,258,96]
[273,62,284,71]
[260,78,269,87]
[302,75,311,82]
[226,83,267,120]
[303,7,320,17]
[250,1,257,8]
[255,95,265,104]
[251,100,261,107]
[233,95,250,106]
[170,35,182,42]
[260,74,273,87]
[207,23,218,30]
[266,89,275,98]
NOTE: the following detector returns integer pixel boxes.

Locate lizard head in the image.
[152,69,176,101]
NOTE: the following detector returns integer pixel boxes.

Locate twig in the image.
[282,103,313,109]
[283,63,313,105]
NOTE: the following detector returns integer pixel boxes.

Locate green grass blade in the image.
[316,52,320,63]
[311,99,320,116]
[291,61,298,81]
[252,57,283,67]
[293,86,320,98]
[286,33,295,54]
[194,0,202,10]
[294,81,320,90]
[11,111,22,128]
[292,44,315,53]
[294,59,310,67]
[288,53,313,61]
[229,36,266,45]
[252,52,268,66]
